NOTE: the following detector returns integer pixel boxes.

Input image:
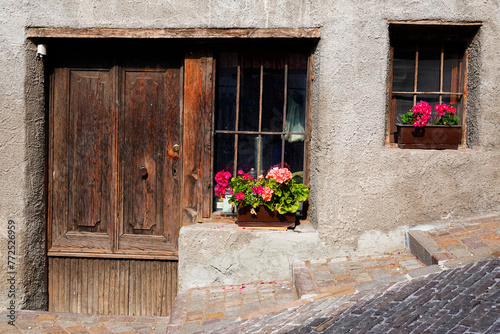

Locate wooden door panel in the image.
[69,70,113,228]
[49,66,115,254]
[49,46,183,259]
[48,43,185,316]
[121,71,162,231]
[117,57,182,256]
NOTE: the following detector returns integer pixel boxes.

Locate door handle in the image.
[172,144,180,177]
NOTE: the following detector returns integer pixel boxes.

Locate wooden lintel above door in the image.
[27,27,320,40]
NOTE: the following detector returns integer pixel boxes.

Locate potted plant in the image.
[397,101,462,149]
[214,166,309,228]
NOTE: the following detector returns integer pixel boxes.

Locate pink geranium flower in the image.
[266,167,293,184]
[213,165,308,215]
[261,187,274,201]
[412,100,431,127]
[214,170,232,198]
[253,185,263,195]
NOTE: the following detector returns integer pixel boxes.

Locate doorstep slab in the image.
[178,223,341,290]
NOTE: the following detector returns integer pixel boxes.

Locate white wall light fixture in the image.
[36,44,47,59]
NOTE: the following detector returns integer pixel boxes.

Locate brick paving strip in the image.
[0,312,170,334]
[1,220,499,334]
[408,220,500,267]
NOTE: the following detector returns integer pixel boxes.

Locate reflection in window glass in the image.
[216,52,238,131]
[239,52,260,132]
[392,48,415,92]
[286,55,307,144]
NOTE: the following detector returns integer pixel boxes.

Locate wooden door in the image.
[116,54,181,257]
[49,56,116,255]
[47,43,182,315]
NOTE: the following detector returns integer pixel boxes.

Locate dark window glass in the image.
[284,139,305,174]
[393,95,414,124]
[260,135,283,173]
[213,49,309,212]
[239,52,260,131]
[262,52,285,132]
[392,48,416,92]
[417,47,441,92]
[237,134,258,172]
[216,52,238,131]
[214,133,235,174]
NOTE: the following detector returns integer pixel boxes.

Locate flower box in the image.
[396,124,462,149]
[214,166,308,229]
[237,205,296,229]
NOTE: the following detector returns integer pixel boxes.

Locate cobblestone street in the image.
[288,260,500,334]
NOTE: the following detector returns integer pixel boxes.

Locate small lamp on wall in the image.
[36,44,47,59]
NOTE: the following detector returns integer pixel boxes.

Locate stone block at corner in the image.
[407,230,442,266]
[293,266,318,299]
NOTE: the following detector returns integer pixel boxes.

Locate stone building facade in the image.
[1,0,499,314]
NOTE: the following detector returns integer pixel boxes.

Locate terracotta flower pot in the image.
[396,124,462,149]
[237,205,296,228]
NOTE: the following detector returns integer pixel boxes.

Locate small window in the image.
[387,23,480,145]
[213,49,311,212]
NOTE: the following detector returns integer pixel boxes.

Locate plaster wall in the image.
[1,0,500,308]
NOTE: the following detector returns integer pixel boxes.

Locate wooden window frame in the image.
[386,21,481,147]
[207,46,315,222]
[390,45,465,105]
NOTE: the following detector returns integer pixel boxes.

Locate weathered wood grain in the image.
[182,50,214,223]
[49,258,176,316]
[27,27,320,39]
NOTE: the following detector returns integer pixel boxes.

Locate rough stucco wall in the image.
[0,0,48,314]
[310,1,500,249]
[2,0,500,308]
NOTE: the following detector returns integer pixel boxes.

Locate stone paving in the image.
[292,250,427,299]
[167,280,301,333]
[408,220,500,267]
[0,312,170,334]
[205,259,500,333]
[289,259,500,334]
[167,219,500,333]
[1,219,500,334]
